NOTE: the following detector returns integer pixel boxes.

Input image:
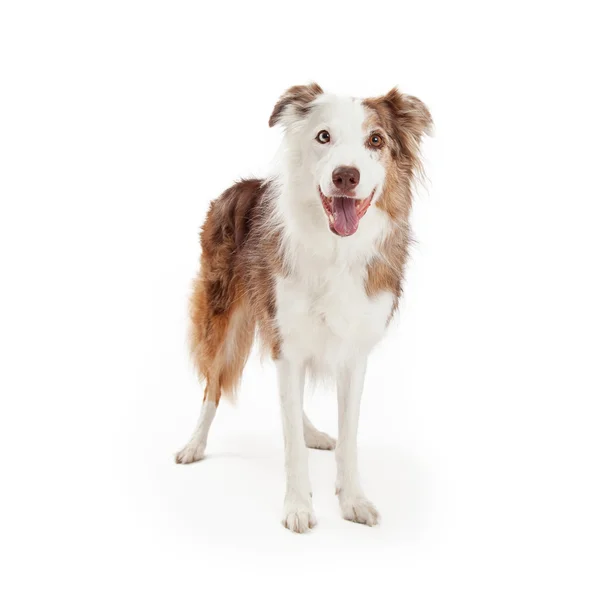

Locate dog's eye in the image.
[369,133,383,148]
[316,130,331,144]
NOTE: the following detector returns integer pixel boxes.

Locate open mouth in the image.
[319,187,376,237]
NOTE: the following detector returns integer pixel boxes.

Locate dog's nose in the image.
[332,166,360,192]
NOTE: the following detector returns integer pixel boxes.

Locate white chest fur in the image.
[275,250,394,374]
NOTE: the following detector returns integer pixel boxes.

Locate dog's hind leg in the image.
[297,371,336,450]
[303,412,336,451]
[176,296,255,464]
[175,379,220,464]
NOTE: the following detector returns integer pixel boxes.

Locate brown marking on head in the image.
[269,83,324,128]
[362,89,431,312]
[363,88,432,160]
[362,88,432,222]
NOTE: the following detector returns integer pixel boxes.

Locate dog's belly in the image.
[275,269,393,372]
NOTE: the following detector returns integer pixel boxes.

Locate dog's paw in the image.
[339,496,380,527]
[175,441,206,464]
[304,429,336,451]
[282,502,317,533]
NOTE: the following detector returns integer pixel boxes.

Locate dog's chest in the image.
[275,258,393,367]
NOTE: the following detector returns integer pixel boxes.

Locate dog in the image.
[176,83,432,533]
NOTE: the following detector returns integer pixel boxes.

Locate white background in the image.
[1,1,599,598]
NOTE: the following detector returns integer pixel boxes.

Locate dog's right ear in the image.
[269,83,324,128]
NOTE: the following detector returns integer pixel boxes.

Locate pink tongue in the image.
[332,196,359,236]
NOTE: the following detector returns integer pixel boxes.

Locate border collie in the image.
[176,84,432,533]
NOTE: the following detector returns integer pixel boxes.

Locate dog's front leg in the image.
[276,358,316,533]
[336,355,380,526]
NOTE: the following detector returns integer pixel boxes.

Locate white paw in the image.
[339,496,380,526]
[175,441,206,464]
[304,429,336,451]
[282,502,317,533]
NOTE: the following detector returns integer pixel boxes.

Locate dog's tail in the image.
[176,276,255,464]
[176,181,265,464]
[187,179,267,404]
[188,274,255,403]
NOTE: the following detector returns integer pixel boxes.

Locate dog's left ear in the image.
[382,88,433,139]
[269,83,324,128]
[365,88,432,161]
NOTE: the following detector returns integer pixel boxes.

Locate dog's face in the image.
[269,84,431,237]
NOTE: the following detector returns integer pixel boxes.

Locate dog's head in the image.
[269,84,432,237]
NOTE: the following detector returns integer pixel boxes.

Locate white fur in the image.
[271,94,395,531]
[276,359,316,533]
[303,412,336,450]
[175,399,217,464]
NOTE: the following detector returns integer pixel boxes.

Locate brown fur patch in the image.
[363,88,432,161]
[364,224,411,322]
[268,83,323,127]
[189,179,284,399]
[362,88,432,318]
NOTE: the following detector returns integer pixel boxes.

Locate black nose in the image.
[332,166,360,192]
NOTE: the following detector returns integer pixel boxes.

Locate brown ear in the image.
[380,88,432,139]
[364,88,432,162]
[382,88,433,138]
[268,83,324,128]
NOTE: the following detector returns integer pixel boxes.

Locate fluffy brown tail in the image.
[188,273,255,404]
